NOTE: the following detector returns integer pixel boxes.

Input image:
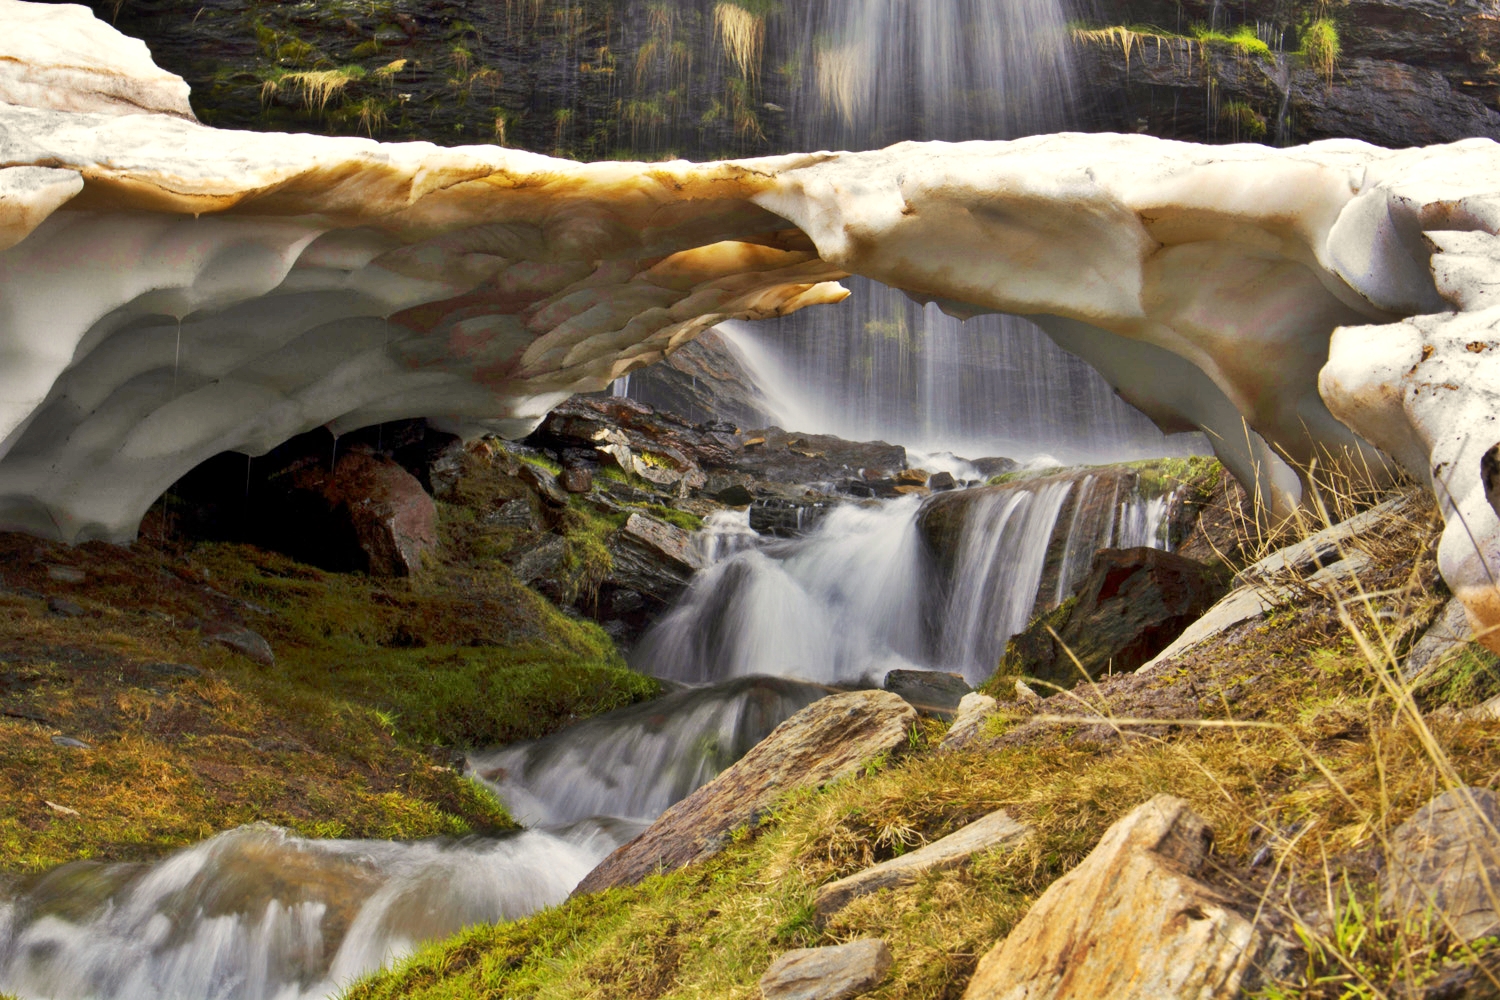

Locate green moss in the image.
[1302,18,1340,82]
[1413,645,1500,711]
[1220,100,1268,141]
[1193,24,1274,59]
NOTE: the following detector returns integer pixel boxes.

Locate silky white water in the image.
[0,822,628,1000]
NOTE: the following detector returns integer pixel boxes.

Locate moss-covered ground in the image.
[340,485,1500,999]
[0,448,657,874]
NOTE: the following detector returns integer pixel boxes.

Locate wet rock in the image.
[46,596,83,617]
[883,669,972,715]
[714,483,755,506]
[1003,547,1228,689]
[814,810,1029,919]
[574,691,917,894]
[970,457,1019,478]
[896,468,929,485]
[519,463,569,507]
[207,627,274,666]
[612,327,778,430]
[760,939,893,1000]
[607,513,705,600]
[941,693,999,750]
[963,795,1292,1000]
[928,471,957,491]
[1385,787,1500,943]
[749,497,833,537]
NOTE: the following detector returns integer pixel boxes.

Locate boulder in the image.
[207,627,274,666]
[882,669,972,715]
[940,693,999,750]
[1002,547,1228,689]
[1385,787,1500,943]
[560,464,594,494]
[963,795,1290,1000]
[760,939,892,1000]
[573,691,917,894]
[814,809,1029,919]
[282,451,438,577]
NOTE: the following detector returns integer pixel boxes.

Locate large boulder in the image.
[962,796,1291,1000]
[1002,547,1228,689]
[573,691,917,895]
[273,450,438,577]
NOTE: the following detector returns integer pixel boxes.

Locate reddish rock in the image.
[286,451,437,577]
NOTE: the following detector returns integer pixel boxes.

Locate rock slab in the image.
[962,795,1285,1000]
[1386,786,1500,944]
[760,939,892,1000]
[574,691,917,895]
[814,809,1029,919]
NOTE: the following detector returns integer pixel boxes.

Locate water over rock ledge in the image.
[0,0,1498,648]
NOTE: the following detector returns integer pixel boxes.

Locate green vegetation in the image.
[340,475,1500,999]
[0,446,658,873]
[1221,99,1269,141]
[1192,24,1275,60]
[1303,18,1341,84]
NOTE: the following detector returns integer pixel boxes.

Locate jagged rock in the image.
[883,669,972,715]
[0,0,195,120]
[896,469,929,485]
[573,691,917,894]
[749,497,834,537]
[963,795,1291,1000]
[207,627,274,666]
[1002,547,1228,688]
[714,483,755,506]
[941,693,999,750]
[507,534,568,590]
[814,810,1029,919]
[606,513,705,606]
[613,327,777,430]
[483,498,539,531]
[1385,787,1500,943]
[760,939,893,1000]
[1141,499,1407,671]
[519,464,569,507]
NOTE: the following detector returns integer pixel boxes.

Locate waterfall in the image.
[632,495,935,686]
[939,480,1076,680]
[470,676,832,827]
[0,822,630,1000]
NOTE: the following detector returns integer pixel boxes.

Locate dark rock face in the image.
[615,328,778,430]
[1071,1,1500,148]
[1001,547,1230,689]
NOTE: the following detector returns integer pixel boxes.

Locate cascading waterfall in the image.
[633,496,936,686]
[632,470,1182,689]
[940,480,1076,680]
[0,823,629,1000]
[469,676,832,827]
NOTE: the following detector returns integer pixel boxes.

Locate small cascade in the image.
[1115,492,1173,550]
[691,508,761,565]
[940,480,1076,681]
[0,822,630,1000]
[470,676,831,827]
[632,495,934,686]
